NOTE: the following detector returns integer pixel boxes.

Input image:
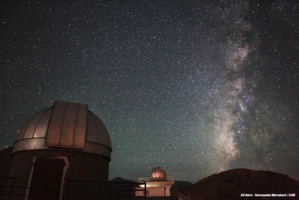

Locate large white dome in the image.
[13,101,112,160]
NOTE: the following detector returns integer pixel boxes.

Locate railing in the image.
[66,179,147,200]
[0,176,147,200]
[0,176,16,199]
[138,176,174,182]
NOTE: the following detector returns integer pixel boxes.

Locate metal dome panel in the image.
[46,101,87,149]
[13,101,112,159]
[87,111,112,148]
[16,108,51,140]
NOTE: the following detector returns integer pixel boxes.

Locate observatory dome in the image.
[13,101,112,159]
[151,167,167,180]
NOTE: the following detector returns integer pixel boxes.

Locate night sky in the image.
[1,0,298,183]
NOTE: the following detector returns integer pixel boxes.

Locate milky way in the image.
[0,1,298,182]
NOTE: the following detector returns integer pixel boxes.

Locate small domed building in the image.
[0,101,112,200]
[136,167,174,197]
[151,167,168,180]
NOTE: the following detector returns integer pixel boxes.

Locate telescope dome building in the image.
[151,167,167,180]
[0,101,112,200]
[136,167,174,197]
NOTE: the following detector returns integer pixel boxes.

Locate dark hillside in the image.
[182,168,299,200]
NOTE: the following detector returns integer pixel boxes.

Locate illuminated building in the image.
[136,167,175,197]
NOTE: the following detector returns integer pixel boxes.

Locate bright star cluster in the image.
[0,1,298,182]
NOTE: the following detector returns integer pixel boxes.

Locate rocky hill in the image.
[173,181,192,191]
[182,168,299,200]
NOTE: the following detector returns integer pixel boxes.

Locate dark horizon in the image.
[109,167,299,184]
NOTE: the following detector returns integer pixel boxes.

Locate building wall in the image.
[0,147,13,177]
[136,187,166,197]
[135,180,174,197]
[8,150,110,200]
[0,147,13,200]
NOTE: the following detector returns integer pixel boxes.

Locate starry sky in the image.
[0,0,298,183]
